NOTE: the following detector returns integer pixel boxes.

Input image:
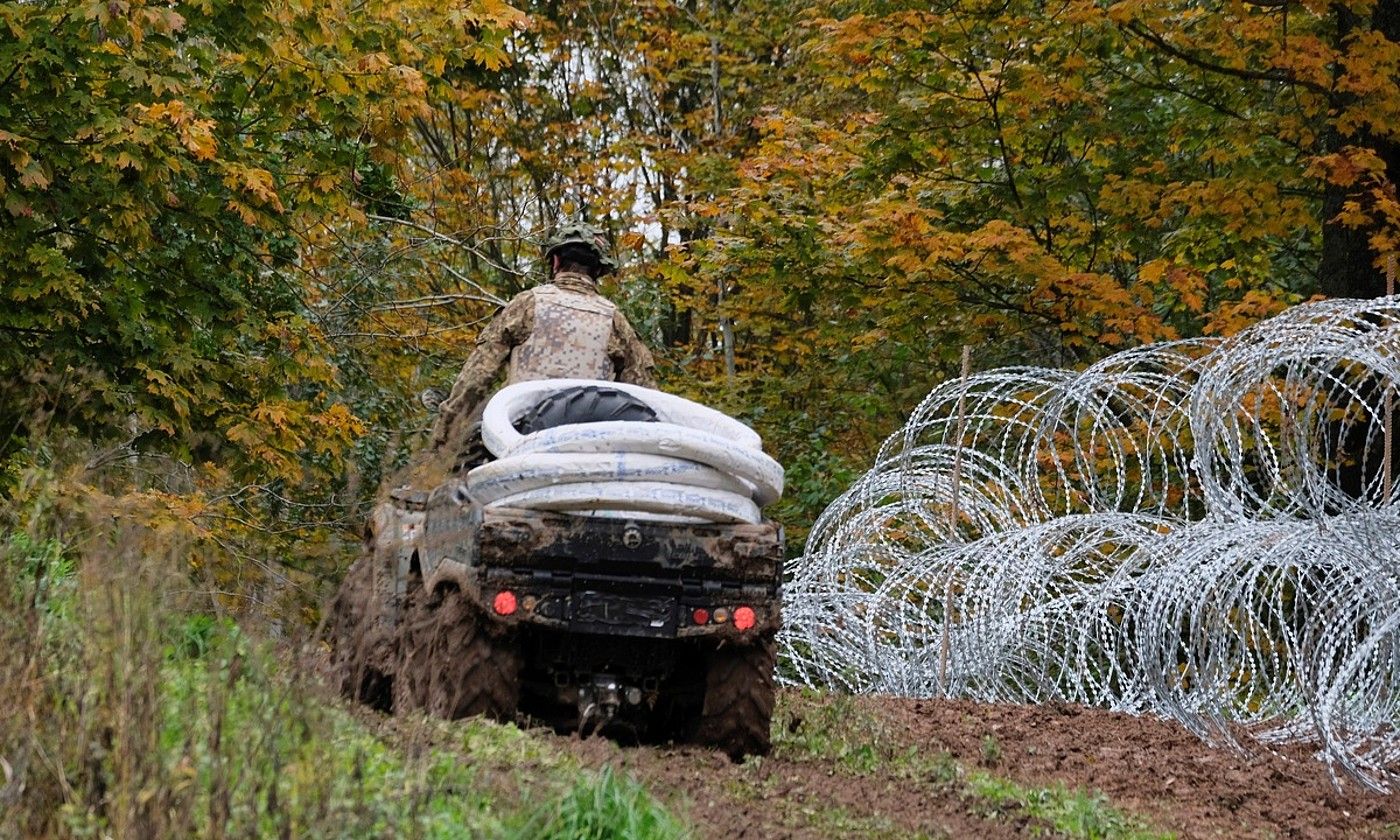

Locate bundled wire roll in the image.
[782,296,1400,790]
[481,378,763,455]
[504,421,783,506]
[471,379,783,524]
[491,481,762,524]
[467,452,751,504]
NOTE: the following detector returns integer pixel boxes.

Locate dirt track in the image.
[554,690,1400,839]
[323,557,1400,837]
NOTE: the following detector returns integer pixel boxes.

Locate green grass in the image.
[2,515,1172,840]
[0,527,686,839]
[967,772,1172,840]
[515,766,691,840]
[771,690,1174,840]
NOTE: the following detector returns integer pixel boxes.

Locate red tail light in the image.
[734,606,756,631]
[692,608,710,625]
[493,590,518,616]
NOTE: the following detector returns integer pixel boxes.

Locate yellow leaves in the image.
[1138,259,1168,284]
[225,199,257,226]
[136,363,193,429]
[465,0,530,30]
[135,100,219,161]
[311,403,367,455]
[16,159,49,189]
[226,399,366,480]
[1338,31,1400,101]
[251,401,295,432]
[222,164,284,215]
[470,42,511,72]
[181,120,217,161]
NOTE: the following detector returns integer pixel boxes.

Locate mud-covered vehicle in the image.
[327,457,784,758]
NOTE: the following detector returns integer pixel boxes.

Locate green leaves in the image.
[0,0,523,480]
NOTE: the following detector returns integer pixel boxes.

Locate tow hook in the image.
[578,675,644,735]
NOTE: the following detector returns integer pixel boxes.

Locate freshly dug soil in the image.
[557,691,1400,839]
[323,554,1399,837]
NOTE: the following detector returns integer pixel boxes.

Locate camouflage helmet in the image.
[544,221,618,276]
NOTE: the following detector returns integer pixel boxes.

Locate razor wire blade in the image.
[781,296,1400,791]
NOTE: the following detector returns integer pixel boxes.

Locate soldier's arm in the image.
[612,310,658,389]
[431,294,530,447]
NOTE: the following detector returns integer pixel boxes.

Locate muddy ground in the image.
[548,690,1400,839]
[324,557,1399,837]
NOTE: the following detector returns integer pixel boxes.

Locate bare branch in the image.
[368,214,530,290]
[1121,21,1330,96]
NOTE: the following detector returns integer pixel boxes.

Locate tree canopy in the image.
[3,0,1398,577]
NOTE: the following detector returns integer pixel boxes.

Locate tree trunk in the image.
[1318,0,1400,299]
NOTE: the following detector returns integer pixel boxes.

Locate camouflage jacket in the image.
[431,272,657,448]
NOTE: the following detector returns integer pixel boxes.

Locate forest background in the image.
[4,0,1400,614]
[4,0,1400,834]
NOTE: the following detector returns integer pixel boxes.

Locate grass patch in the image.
[967,772,1173,840]
[772,690,1173,839]
[772,689,957,782]
[515,766,690,840]
[0,525,686,839]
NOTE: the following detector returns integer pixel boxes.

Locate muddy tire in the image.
[391,578,434,713]
[420,585,520,723]
[692,633,777,760]
[325,553,395,712]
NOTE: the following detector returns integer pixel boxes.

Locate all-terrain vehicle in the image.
[326,388,784,758]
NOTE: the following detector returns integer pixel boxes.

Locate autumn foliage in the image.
[3,0,1399,601]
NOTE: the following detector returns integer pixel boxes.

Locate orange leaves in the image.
[964,220,1043,264]
[1335,30,1400,136]
[226,400,366,481]
[221,164,284,223]
[1310,147,1389,190]
[1203,289,1296,336]
[137,100,218,160]
[1035,270,1178,349]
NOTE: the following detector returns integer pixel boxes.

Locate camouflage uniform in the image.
[431,271,656,453]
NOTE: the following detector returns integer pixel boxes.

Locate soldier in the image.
[430,222,656,466]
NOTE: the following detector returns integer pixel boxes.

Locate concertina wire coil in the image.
[780,296,1400,790]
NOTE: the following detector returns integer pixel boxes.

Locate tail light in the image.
[493,590,518,616]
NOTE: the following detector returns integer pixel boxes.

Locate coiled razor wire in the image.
[781,297,1400,790]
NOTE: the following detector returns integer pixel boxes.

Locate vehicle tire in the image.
[392,569,433,714]
[513,384,657,434]
[691,633,777,760]
[422,585,521,723]
[324,552,395,712]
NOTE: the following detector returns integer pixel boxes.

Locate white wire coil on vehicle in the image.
[491,481,762,524]
[467,452,752,504]
[473,378,784,524]
[504,421,783,507]
[481,378,763,455]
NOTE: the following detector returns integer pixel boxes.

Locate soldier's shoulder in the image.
[500,286,544,310]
